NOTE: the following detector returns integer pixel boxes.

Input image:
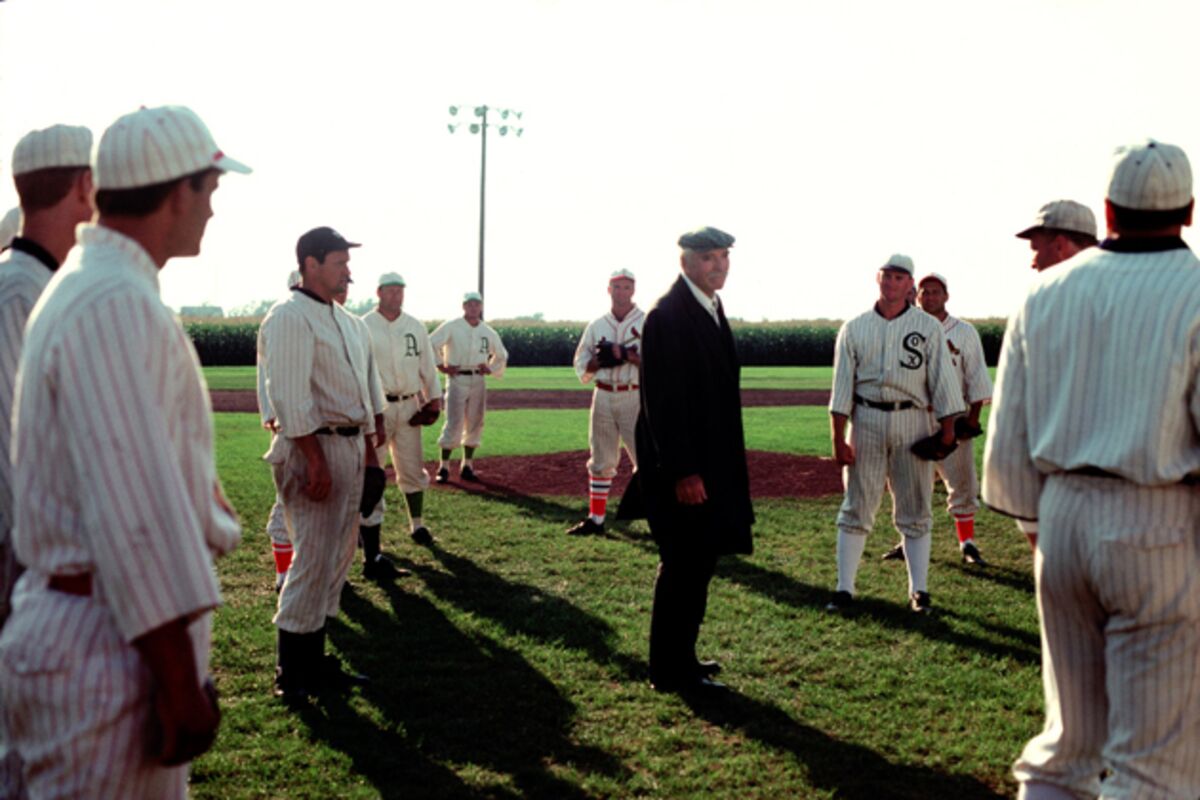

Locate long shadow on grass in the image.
[681,688,1007,799]
[946,560,1036,594]
[715,557,1041,666]
[411,545,646,682]
[313,582,628,799]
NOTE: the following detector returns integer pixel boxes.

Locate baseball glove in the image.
[408,402,440,427]
[594,338,626,368]
[954,417,984,440]
[360,465,387,515]
[911,433,958,461]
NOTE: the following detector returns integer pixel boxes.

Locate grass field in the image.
[197,402,1035,799]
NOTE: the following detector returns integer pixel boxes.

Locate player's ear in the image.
[1104,199,1117,235]
[1184,199,1195,228]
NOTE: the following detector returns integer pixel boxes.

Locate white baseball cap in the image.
[609,268,636,282]
[11,124,93,176]
[1107,139,1193,211]
[918,272,948,291]
[1015,200,1098,239]
[379,272,406,287]
[463,291,482,303]
[881,253,914,275]
[94,105,251,190]
[287,270,302,289]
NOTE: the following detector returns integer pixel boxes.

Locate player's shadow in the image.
[303,581,629,799]
[677,687,1008,799]
[715,556,1041,666]
[945,560,1036,594]
[410,544,646,682]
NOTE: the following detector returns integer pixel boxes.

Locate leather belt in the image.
[596,382,639,392]
[315,426,361,437]
[49,573,92,596]
[854,394,915,411]
[454,369,479,376]
[1065,466,1200,486]
[386,393,416,402]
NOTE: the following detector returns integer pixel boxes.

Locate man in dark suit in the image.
[634,225,754,693]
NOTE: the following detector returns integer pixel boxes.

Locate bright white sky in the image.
[1,0,1198,323]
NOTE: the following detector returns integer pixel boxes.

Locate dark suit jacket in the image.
[630,276,754,559]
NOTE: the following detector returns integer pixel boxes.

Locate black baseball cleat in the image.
[909,590,932,615]
[411,526,434,546]
[651,674,728,694]
[881,542,906,561]
[566,518,605,536]
[435,466,449,484]
[961,541,988,567]
[363,555,410,581]
[460,465,480,482]
[825,590,854,612]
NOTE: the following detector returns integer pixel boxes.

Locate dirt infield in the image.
[209,388,829,413]
[415,450,842,500]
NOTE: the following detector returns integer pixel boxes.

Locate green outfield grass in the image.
[198,406,1035,799]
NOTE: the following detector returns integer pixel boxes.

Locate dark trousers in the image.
[648,545,718,683]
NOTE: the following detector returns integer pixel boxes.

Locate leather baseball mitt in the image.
[911,433,958,461]
[954,417,984,440]
[408,402,440,427]
[594,338,625,368]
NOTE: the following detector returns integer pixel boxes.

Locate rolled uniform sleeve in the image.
[418,326,441,401]
[961,324,993,404]
[59,296,222,642]
[574,321,599,384]
[982,311,1041,520]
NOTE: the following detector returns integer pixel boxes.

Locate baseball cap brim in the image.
[214,152,252,175]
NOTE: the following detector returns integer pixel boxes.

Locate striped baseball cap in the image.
[94,105,251,190]
[1015,200,1097,239]
[881,253,914,275]
[1107,139,1192,211]
[11,124,92,176]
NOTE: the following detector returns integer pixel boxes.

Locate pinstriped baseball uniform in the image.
[830,304,964,597]
[430,317,508,450]
[0,207,18,249]
[259,290,375,633]
[574,306,645,479]
[932,315,992,523]
[0,224,241,798]
[982,239,1200,798]
[362,309,441,526]
[256,356,293,557]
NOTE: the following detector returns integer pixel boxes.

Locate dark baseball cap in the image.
[296,226,361,267]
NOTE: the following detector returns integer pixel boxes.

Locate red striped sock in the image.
[589,476,612,521]
[954,517,975,545]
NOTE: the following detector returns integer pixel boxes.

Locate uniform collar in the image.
[292,286,331,305]
[10,236,58,272]
[1099,236,1190,253]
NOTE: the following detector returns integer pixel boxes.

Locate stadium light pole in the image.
[447,105,524,305]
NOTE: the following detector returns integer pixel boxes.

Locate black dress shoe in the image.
[695,660,722,678]
[881,542,906,561]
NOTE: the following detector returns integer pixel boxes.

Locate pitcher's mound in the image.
[423,450,841,499]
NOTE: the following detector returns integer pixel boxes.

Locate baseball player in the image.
[1009,199,1097,548]
[983,139,1200,799]
[880,272,992,566]
[827,254,964,614]
[260,270,303,591]
[362,272,442,552]
[566,269,644,536]
[0,123,93,800]
[0,206,18,249]
[258,226,381,700]
[429,291,508,482]
[0,105,246,798]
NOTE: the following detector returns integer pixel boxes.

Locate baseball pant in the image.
[437,373,486,450]
[1014,474,1200,799]
[273,435,365,633]
[0,575,211,799]
[933,432,978,521]
[266,493,290,547]
[364,396,428,527]
[586,388,639,478]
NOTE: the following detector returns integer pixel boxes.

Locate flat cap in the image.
[677,226,735,251]
[379,272,406,288]
[1015,200,1098,240]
